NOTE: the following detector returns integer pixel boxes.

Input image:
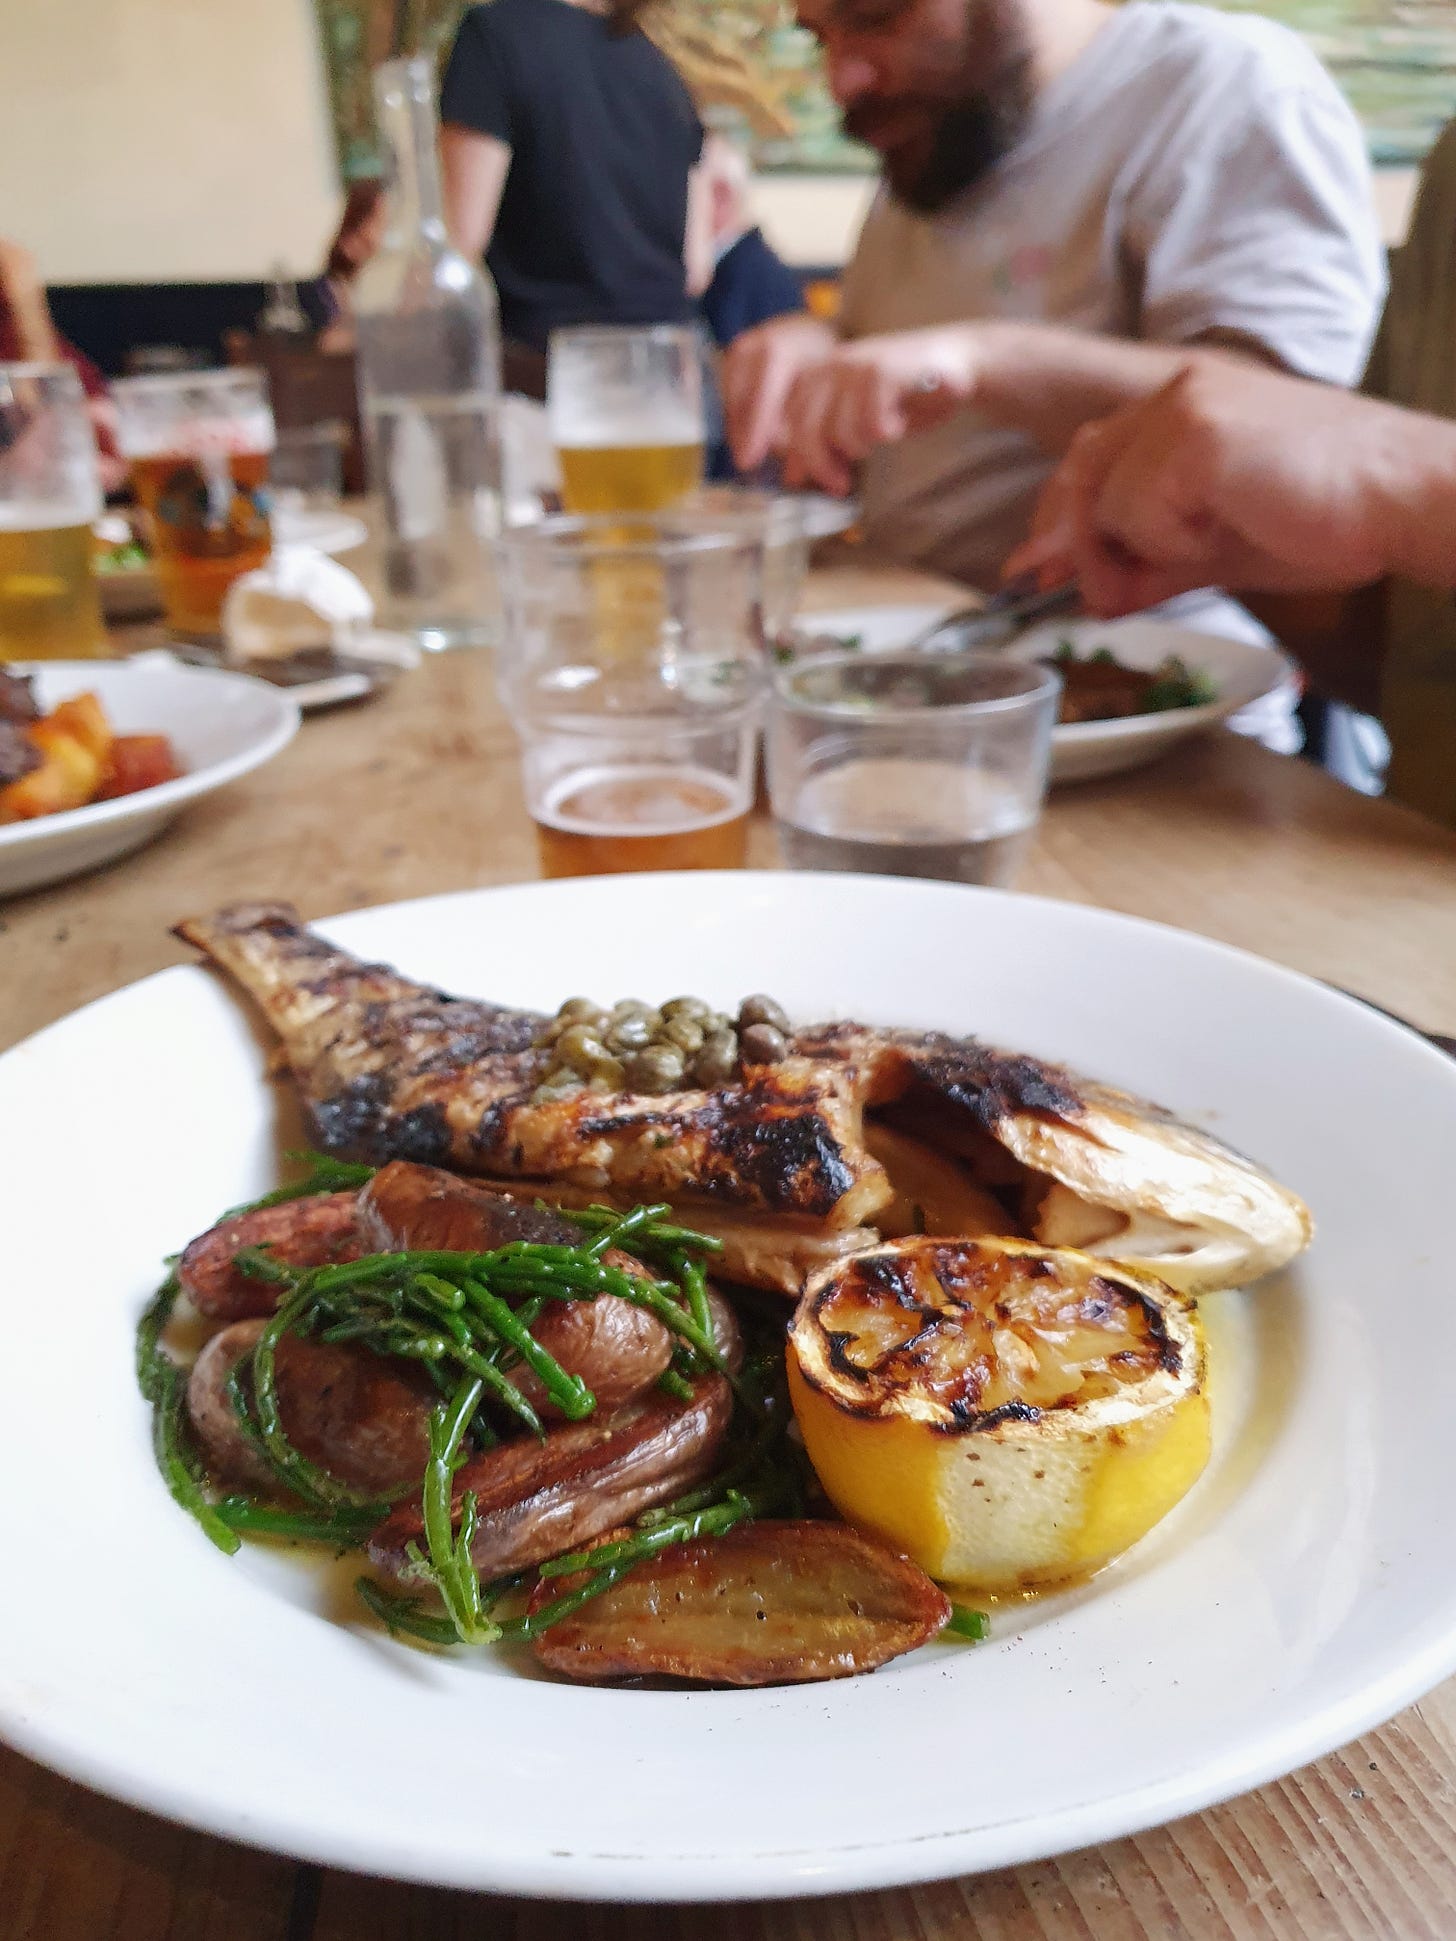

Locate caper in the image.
[738,994,790,1034]
[625,1043,686,1094]
[660,1014,705,1055]
[606,1013,654,1052]
[691,1029,739,1087]
[557,996,604,1023]
[740,1021,788,1064]
[586,1052,627,1091]
[661,996,710,1023]
[611,998,655,1022]
[555,1024,609,1072]
[701,1010,732,1037]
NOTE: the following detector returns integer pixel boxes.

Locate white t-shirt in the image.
[839,0,1386,592]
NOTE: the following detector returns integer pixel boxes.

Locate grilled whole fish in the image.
[176,903,1311,1294]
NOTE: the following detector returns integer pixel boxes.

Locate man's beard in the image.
[842,6,1035,215]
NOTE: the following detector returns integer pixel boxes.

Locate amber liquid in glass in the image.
[534,764,749,877]
[131,448,272,636]
[557,441,703,515]
[0,520,105,659]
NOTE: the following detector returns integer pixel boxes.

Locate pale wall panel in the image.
[0,0,340,284]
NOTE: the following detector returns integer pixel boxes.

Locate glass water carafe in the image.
[354,55,503,649]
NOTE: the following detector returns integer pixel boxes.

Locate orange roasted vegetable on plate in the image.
[0,693,111,822]
[0,691,181,821]
[97,734,181,801]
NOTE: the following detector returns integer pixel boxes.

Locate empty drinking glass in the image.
[768,650,1059,886]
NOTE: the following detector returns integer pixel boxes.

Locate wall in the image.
[0,0,340,285]
[751,175,879,270]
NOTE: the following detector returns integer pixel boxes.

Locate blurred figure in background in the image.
[0,238,124,491]
[698,132,806,479]
[698,133,805,350]
[438,0,712,357]
[1016,111,1456,814]
[1005,360,1456,828]
[725,0,1383,592]
[309,179,387,351]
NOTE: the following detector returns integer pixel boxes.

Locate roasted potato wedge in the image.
[530,1519,951,1685]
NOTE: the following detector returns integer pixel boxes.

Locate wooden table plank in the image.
[3,560,1456,1940]
[0,1744,296,1941]
[3,653,1452,1049]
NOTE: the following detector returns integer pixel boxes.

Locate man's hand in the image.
[778,326,983,494]
[722,313,838,474]
[1005,362,1456,613]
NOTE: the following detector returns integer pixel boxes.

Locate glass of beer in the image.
[113,368,275,641]
[0,363,105,661]
[547,326,704,514]
[497,514,765,877]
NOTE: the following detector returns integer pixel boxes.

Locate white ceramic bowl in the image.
[1,875,1454,1899]
[0,655,299,896]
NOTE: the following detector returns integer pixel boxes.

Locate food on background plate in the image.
[786,630,1219,726]
[788,1236,1209,1590]
[1041,641,1218,725]
[92,513,150,576]
[174,904,1311,1296]
[0,673,181,822]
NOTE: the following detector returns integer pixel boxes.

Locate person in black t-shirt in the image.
[698,134,805,352]
[439,0,711,354]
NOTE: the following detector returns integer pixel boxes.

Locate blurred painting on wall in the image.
[315,0,1456,178]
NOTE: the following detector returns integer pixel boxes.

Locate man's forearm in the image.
[1367,413,1456,589]
[969,324,1248,454]
[439,126,509,258]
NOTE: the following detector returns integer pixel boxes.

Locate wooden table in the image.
[3,560,1456,1941]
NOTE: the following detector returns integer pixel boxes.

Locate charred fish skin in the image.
[176,904,889,1227]
[173,902,545,1172]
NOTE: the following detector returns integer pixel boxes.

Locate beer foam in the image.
[538,763,744,836]
[118,411,276,461]
[550,395,701,451]
[0,497,99,532]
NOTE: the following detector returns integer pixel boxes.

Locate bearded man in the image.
[725,0,1384,602]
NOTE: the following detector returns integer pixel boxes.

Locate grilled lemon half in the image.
[787,1235,1210,1591]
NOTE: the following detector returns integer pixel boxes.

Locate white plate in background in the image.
[796,606,1297,784]
[1,874,1454,1898]
[0,655,298,896]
